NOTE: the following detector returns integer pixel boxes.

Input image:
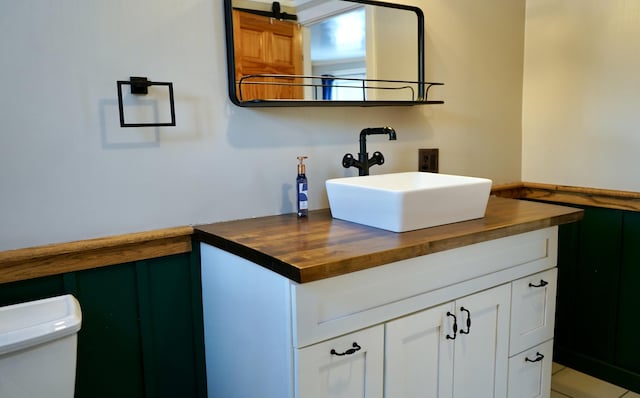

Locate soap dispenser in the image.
[296,156,308,217]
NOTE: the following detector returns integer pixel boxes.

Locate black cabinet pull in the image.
[525,352,545,363]
[446,311,458,340]
[529,280,549,288]
[460,307,471,335]
[330,342,361,356]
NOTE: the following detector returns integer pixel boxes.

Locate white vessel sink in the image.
[325,172,492,232]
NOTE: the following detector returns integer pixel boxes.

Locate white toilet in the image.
[0,294,82,398]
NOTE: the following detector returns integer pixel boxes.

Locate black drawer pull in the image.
[525,352,545,363]
[460,307,471,335]
[446,311,458,340]
[529,280,549,288]
[330,342,361,356]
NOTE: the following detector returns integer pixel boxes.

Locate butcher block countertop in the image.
[194,197,583,283]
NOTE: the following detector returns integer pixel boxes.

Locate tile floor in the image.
[552,363,640,398]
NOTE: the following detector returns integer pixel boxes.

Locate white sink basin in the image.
[325,172,492,232]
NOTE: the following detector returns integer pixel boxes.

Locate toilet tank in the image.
[0,294,82,398]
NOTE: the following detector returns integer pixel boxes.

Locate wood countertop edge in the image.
[196,208,583,283]
[193,197,585,283]
[193,231,303,282]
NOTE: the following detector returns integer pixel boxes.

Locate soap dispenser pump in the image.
[297,156,308,217]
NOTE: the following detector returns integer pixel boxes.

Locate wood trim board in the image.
[0,226,193,284]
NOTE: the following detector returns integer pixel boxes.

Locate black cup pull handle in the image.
[529,280,549,288]
[525,352,545,363]
[460,307,471,335]
[446,311,458,340]
[330,342,361,356]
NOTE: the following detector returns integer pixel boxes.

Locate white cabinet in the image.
[385,302,454,397]
[507,269,558,398]
[200,227,560,398]
[296,325,384,398]
[385,285,510,398]
[510,268,558,356]
[507,340,554,398]
[453,285,511,398]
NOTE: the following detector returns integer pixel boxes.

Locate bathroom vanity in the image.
[195,197,583,398]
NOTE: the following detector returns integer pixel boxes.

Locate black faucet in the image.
[342,127,397,176]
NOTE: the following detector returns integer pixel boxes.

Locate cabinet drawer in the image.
[292,227,558,347]
[507,339,554,398]
[295,325,384,398]
[510,268,558,356]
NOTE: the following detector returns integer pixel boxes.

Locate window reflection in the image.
[310,7,367,100]
[310,7,366,61]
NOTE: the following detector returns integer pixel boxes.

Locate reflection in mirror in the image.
[225,0,443,106]
[309,7,366,100]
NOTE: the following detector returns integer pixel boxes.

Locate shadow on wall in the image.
[99,94,206,150]
[281,183,294,214]
[224,105,435,149]
[99,98,160,149]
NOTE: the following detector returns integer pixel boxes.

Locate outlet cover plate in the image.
[419,148,439,173]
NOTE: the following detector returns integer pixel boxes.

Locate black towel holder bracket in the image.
[116,76,176,128]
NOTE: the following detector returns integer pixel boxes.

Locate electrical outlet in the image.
[419,148,439,173]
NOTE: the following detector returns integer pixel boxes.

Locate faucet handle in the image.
[370,151,385,166]
[342,153,356,168]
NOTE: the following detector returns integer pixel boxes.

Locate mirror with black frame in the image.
[224,0,443,107]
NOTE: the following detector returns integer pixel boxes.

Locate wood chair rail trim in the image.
[0,226,193,284]
[2,181,637,284]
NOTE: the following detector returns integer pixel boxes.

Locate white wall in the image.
[0,0,524,251]
[522,0,640,191]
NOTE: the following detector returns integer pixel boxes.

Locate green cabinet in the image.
[554,205,640,393]
[0,248,206,398]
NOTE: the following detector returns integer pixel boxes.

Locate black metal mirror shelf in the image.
[225,0,444,107]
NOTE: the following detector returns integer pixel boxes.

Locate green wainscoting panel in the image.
[552,203,640,393]
[136,254,201,397]
[554,213,580,356]
[0,274,66,305]
[0,248,206,398]
[74,262,146,397]
[189,244,207,398]
[556,206,623,362]
[616,211,640,374]
[571,207,622,362]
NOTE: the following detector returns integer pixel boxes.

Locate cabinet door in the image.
[385,302,455,398]
[453,284,511,398]
[507,339,554,398]
[295,325,383,398]
[510,268,558,356]
[232,10,303,101]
